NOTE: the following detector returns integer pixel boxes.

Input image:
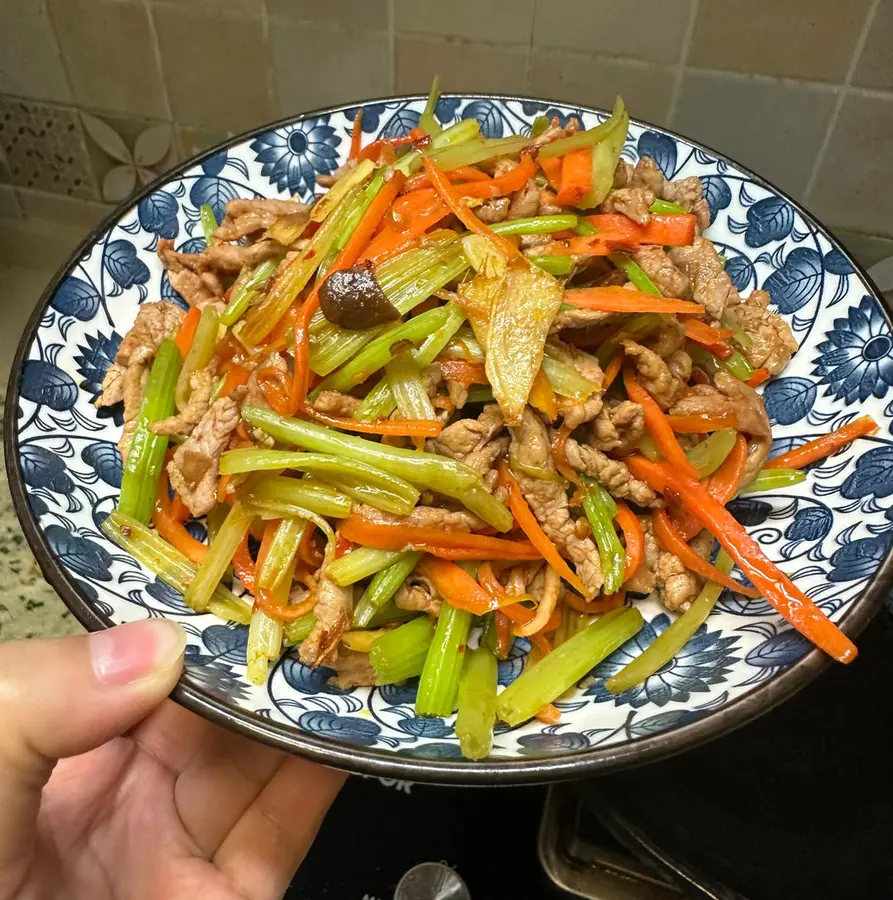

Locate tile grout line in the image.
[523,0,539,91]
[666,0,699,128]
[802,0,880,206]
[387,0,396,94]
[261,0,277,119]
[143,0,174,123]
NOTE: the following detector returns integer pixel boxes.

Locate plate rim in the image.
[5,92,892,785]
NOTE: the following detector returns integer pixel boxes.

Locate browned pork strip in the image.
[725,289,797,375]
[669,236,740,321]
[299,571,352,668]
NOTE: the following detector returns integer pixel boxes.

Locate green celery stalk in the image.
[594,312,664,367]
[539,98,626,159]
[353,551,423,627]
[542,345,601,399]
[313,305,452,396]
[530,115,550,138]
[220,259,280,327]
[496,606,643,726]
[456,648,498,760]
[650,199,687,215]
[283,613,317,645]
[465,385,494,404]
[327,547,404,587]
[101,511,251,624]
[220,448,420,508]
[247,604,284,686]
[310,158,375,223]
[118,339,180,523]
[480,612,511,659]
[311,473,417,516]
[580,100,629,208]
[721,311,754,351]
[416,603,473,717]
[419,74,443,136]
[607,551,733,693]
[257,516,306,593]
[241,406,513,531]
[554,606,590,646]
[639,431,662,462]
[184,499,254,612]
[608,253,662,295]
[175,305,219,411]
[529,255,575,277]
[199,204,218,243]
[386,351,436,421]
[738,467,806,495]
[427,135,531,172]
[490,214,579,236]
[686,427,737,478]
[332,173,385,255]
[393,117,481,175]
[723,350,754,381]
[365,599,420,628]
[581,477,625,594]
[369,615,436,684]
[685,341,721,375]
[441,330,484,363]
[241,474,352,519]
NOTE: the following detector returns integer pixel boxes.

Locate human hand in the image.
[0,619,346,900]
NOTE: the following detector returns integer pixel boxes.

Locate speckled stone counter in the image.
[0,389,82,642]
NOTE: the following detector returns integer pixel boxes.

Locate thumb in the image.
[0,619,185,861]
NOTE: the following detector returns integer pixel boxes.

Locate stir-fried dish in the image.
[99,85,876,759]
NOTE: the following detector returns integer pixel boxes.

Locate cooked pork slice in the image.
[725,289,797,375]
[669,236,740,320]
[550,307,615,333]
[622,339,687,410]
[655,551,703,612]
[548,342,605,430]
[327,647,376,690]
[644,317,686,359]
[507,179,540,219]
[614,157,665,195]
[589,401,645,454]
[662,176,711,231]
[157,240,222,308]
[312,390,360,417]
[299,571,352,668]
[632,246,692,299]
[118,363,148,460]
[151,367,215,438]
[564,438,659,507]
[214,198,309,242]
[428,404,506,477]
[355,505,485,533]
[243,352,287,447]
[475,197,510,224]
[394,574,442,618]
[114,301,185,369]
[600,187,654,225]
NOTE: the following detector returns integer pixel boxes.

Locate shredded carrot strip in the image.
[219,364,250,398]
[555,148,591,207]
[256,587,316,621]
[418,556,497,615]
[215,473,231,505]
[403,166,491,192]
[536,236,615,257]
[764,416,878,470]
[529,368,558,420]
[614,500,644,582]
[535,703,561,724]
[563,589,626,615]
[653,508,760,597]
[684,318,734,346]
[585,213,697,248]
[348,108,364,160]
[151,473,207,565]
[666,412,739,433]
[299,404,443,437]
[174,306,201,359]
[499,463,588,596]
[422,157,520,260]
[602,348,624,389]
[538,155,563,190]
[494,609,512,656]
[550,424,581,485]
[623,367,700,481]
[232,533,257,593]
[438,359,488,385]
[566,286,705,315]
[170,494,189,522]
[747,367,771,388]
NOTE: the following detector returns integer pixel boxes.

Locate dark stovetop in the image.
[287,603,893,900]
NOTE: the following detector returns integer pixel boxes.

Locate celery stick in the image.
[608,253,662,295]
[581,477,624,594]
[419,74,443,136]
[738,467,806,495]
[311,473,417,516]
[686,427,737,478]
[427,135,531,171]
[386,351,435,421]
[456,648,498,760]
[650,199,687,215]
[490,214,578,236]
[416,603,473,716]
[220,259,279,327]
[199,204,218,243]
[283,614,317,645]
[529,254,576,277]
[724,350,754,381]
[241,474,352,519]
[327,547,404,587]
[369,615,436,684]
[175,305,219,411]
[542,345,601,399]
[539,99,626,159]
[496,607,643,726]
[353,551,422,627]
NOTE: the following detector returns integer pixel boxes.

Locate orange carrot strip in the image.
[494,609,512,656]
[764,416,879,470]
[550,424,581,486]
[747,367,771,388]
[403,166,491,192]
[256,587,316,621]
[602,348,624,389]
[563,589,626,615]
[417,556,498,615]
[215,473,231,505]
[538,155,563,191]
[422,157,520,260]
[684,318,735,346]
[614,500,644,582]
[219,364,250,399]
[438,359,488,386]
[499,463,588,596]
[565,286,705,315]
[529,368,558,420]
[585,213,697,248]
[628,457,858,664]
[535,703,561,724]
[653,508,760,597]
[232,533,257,593]
[535,236,615,257]
[555,148,591,207]
[174,306,201,359]
[348,108,364,160]
[666,412,739,433]
[152,474,207,565]
[170,494,189,522]
[299,404,443,437]
[297,523,323,567]
[457,154,536,199]
[623,367,700,481]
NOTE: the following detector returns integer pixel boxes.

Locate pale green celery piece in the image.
[256,517,306,593]
[529,255,575,277]
[333,173,385,253]
[312,473,417,515]
[490,214,579,236]
[393,118,481,175]
[199,204,218,243]
[580,102,629,208]
[309,240,467,375]
[118,339,180,524]
[686,428,737,478]
[175,305,219,411]
[242,473,352,518]
[539,97,626,159]
[530,116,550,138]
[241,406,513,530]
[221,258,280,327]
[416,603,473,716]
[723,350,754,381]
[419,74,443,136]
[581,477,624,594]
[310,158,375,223]
[427,134,530,171]
[686,341,721,375]
[313,306,452,396]
[639,431,662,462]
[283,614,317,645]
[496,606,643,726]
[594,312,665,368]
[542,345,601,399]
[650,198,687,215]
[738,467,806,495]
[247,605,284,686]
[327,547,404,587]
[721,311,753,351]
[608,253,662,295]
[606,552,733,693]
[365,601,419,628]
[369,615,436,684]
[456,648,498,760]
[353,551,423,627]
[184,499,255,612]
[386,351,436,421]
[101,511,252,625]
[465,385,495,404]
[554,606,590,646]
[219,448,420,508]
[574,219,599,236]
[441,331,484,363]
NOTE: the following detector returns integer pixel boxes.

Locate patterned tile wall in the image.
[1,0,892,266]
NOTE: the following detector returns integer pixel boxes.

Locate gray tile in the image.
[47,0,167,119]
[395,0,534,45]
[689,0,873,84]
[272,20,390,115]
[0,185,21,220]
[152,0,264,12]
[810,93,893,236]
[673,71,837,199]
[0,97,98,199]
[269,0,389,31]
[396,36,528,95]
[533,0,692,64]
[0,219,95,271]
[833,229,893,270]
[176,124,237,162]
[0,0,71,103]
[155,6,276,132]
[528,52,674,126]
[16,187,111,228]
[853,0,893,91]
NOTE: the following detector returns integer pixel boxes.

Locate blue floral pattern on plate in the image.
[11,95,893,762]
